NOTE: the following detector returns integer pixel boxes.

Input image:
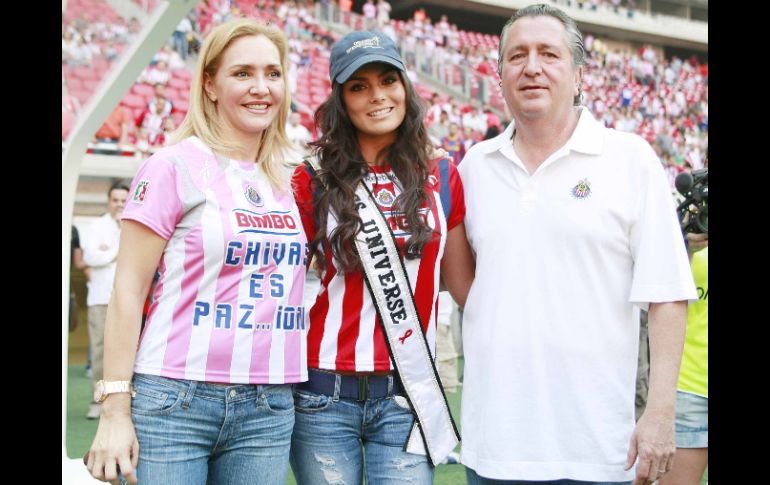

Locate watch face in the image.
[93,381,105,403]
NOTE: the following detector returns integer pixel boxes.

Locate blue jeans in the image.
[290,385,433,485]
[466,468,632,485]
[131,373,294,485]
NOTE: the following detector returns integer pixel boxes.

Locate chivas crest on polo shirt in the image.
[571,178,591,199]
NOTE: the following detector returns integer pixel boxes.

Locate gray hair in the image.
[497,4,585,104]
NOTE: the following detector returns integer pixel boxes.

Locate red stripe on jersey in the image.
[306,268,330,369]
[372,314,390,371]
[415,233,441,335]
[336,269,364,368]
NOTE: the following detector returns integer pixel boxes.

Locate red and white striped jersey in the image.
[292,160,465,372]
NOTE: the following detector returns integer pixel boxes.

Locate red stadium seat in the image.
[132,83,155,97]
[168,77,188,91]
[121,94,146,109]
[73,66,93,79]
[83,79,101,92]
[173,99,189,114]
[172,69,192,80]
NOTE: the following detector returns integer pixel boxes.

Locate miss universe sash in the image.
[305,158,460,465]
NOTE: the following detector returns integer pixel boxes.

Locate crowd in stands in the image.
[63,0,707,192]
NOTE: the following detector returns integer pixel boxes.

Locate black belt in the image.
[297,368,404,402]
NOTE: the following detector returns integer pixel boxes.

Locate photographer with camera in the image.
[675,166,708,237]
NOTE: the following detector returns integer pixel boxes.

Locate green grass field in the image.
[65,363,705,485]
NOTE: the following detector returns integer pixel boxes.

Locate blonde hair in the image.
[173,18,292,190]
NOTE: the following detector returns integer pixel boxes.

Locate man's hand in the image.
[624,408,675,485]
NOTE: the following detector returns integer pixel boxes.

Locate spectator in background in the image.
[85,19,306,485]
[139,60,171,86]
[70,225,89,333]
[285,111,312,155]
[462,104,488,135]
[136,97,171,146]
[146,83,173,117]
[442,121,465,165]
[81,181,129,419]
[376,0,391,28]
[436,291,460,393]
[93,105,133,147]
[428,110,450,146]
[483,104,502,133]
[362,0,377,29]
[172,15,193,60]
[462,126,478,152]
[458,5,696,484]
[659,233,708,485]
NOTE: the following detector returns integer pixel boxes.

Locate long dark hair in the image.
[309,71,434,273]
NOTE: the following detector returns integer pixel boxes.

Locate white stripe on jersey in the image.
[317,215,345,370]
[134,226,187,373]
[425,188,448,357]
[354,285,377,372]
[185,185,223,381]
[226,165,257,382]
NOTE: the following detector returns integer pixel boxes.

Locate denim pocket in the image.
[131,377,184,416]
[259,386,295,416]
[391,395,413,412]
[293,389,332,413]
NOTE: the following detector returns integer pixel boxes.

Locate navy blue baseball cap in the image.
[329,31,406,84]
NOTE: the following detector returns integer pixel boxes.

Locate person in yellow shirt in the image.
[660,232,708,485]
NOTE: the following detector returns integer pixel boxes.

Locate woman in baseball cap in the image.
[290,30,474,484]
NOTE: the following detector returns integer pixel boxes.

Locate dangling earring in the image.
[498,81,503,87]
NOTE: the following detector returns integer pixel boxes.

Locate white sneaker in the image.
[86,402,101,419]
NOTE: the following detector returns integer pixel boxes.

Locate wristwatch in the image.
[93,380,135,403]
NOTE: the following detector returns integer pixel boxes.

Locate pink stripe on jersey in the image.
[204,174,240,382]
[283,262,306,379]
[161,226,204,376]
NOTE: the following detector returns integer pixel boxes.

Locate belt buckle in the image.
[357,375,368,402]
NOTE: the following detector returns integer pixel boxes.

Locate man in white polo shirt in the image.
[457,5,697,485]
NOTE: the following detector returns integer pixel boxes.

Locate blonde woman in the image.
[85,19,307,485]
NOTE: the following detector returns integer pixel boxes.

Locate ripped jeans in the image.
[289,384,433,485]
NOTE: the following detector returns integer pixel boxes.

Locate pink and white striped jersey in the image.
[292,160,465,372]
[123,136,308,384]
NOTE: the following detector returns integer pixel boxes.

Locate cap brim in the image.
[335,54,406,84]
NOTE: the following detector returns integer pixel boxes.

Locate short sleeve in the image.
[628,144,697,308]
[121,155,184,240]
[291,163,318,244]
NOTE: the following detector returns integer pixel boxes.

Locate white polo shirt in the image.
[458,108,697,482]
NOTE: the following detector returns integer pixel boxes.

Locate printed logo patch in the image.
[571,179,591,199]
[376,188,396,207]
[232,209,300,236]
[133,180,149,203]
[245,185,264,207]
